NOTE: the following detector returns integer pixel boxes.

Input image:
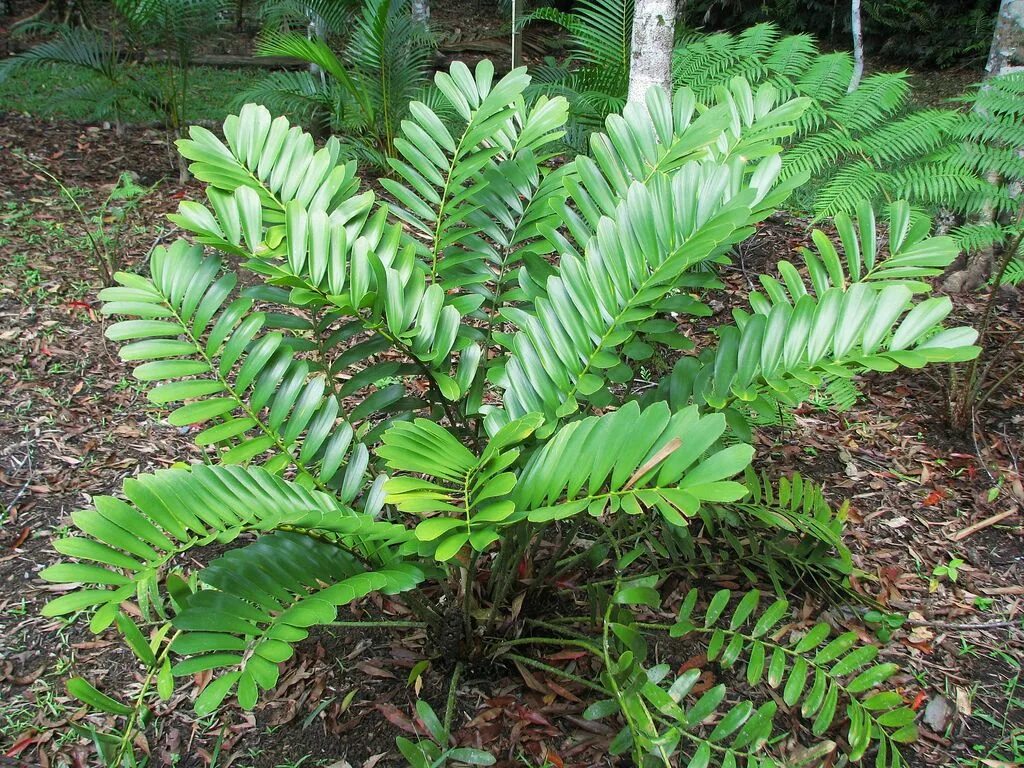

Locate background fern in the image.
[672,24,1024,219]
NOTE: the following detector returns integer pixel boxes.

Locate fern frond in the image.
[232,70,336,129]
[1003,258,1024,286]
[950,222,1009,254]
[858,109,959,164]
[828,72,910,135]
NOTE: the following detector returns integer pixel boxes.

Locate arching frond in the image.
[172,531,422,714]
[41,463,413,628]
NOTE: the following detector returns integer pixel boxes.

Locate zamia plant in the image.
[238,0,434,167]
[44,60,976,766]
[585,586,917,767]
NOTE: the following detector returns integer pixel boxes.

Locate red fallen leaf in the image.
[356,662,396,679]
[514,706,553,727]
[677,654,707,674]
[5,731,40,757]
[690,671,717,695]
[9,527,31,549]
[546,751,565,768]
[545,679,581,703]
[911,691,927,710]
[375,703,418,735]
[517,556,530,579]
[922,490,944,506]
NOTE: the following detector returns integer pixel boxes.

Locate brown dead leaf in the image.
[375,703,418,735]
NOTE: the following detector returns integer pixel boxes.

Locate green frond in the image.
[381,414,542,560]
[497,157,779,424]
[662,589,915,765]
[0,27,119,83]
[950,222,1010,254]
[258,0,358,35]
[513,401,753,527]
[380,61,568,291]
[40,463,412,628]
[100,241,383,492]
[858,109,959,164]
[793,52,854,107]
[558,0,633,77]
[176,103,360,222]
[945,142,1024,182]
[172,532,422,714]
[668,282,977,415]
[827,72,910,135]
[781,200,959,294]
[779,128,856,179]
[764,32,818,79]
[345,0,434,140]
[888,162,987,208]
[232,70,336,130]
[813,160,893,217]
[1004,258,1024,287]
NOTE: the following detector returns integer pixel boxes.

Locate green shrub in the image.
[43,60,977,766]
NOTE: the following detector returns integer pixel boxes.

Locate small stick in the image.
[948,508,1018,541]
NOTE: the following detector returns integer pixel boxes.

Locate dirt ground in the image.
[0,61,1022,768]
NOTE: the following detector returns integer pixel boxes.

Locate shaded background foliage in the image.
[683,0,999,66]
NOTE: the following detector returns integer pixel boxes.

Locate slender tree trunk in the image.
[627,0,676,104]
[307,11,326,87]
[510,0,523,68]
[848,0,864,92]
[411,0,429,24]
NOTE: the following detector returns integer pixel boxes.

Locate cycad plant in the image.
[238,0,434,168]
[44,61,978,766]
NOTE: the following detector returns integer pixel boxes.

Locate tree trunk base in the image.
[942,250,993,292]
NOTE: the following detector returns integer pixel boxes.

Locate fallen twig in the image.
[948,508,1018,541]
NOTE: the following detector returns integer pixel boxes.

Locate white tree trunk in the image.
[986,0,1024,77]
[627,0,675,104]
[511,0,524,68]
[848,0,864,92]
[411,0,429,24]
